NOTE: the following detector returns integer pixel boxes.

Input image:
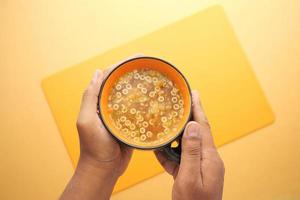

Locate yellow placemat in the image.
[41,5,274,193]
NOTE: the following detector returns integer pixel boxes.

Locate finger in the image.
[192,90,216,150]
[103,53,144,77]
[178,121,202,181]
[192,90,224,184]
[154,150,179,177]
[120,143,133,157]
[80,69,104,115]
[120,144,134,164]
[192,90,210,127]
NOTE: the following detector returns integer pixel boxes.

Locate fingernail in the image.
[92,69,100,82]
[188,122,200,137]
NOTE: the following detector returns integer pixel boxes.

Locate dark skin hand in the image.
[60,57,225,200]
[155,90,225,200]
[60,55,143,200]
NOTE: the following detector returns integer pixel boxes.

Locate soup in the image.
[107,69,184,146]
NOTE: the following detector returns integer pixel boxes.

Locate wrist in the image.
[71,156,118,199]
[76,155,119,182]
[60,156,119,200]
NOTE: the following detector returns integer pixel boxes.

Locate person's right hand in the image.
[155,90,225,200]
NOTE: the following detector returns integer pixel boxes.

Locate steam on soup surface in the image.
[107,69,184,146]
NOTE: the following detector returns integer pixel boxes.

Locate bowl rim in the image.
[97,56,192,150]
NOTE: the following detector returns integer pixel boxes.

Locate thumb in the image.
[80,69,104,115]
[178,121,202,178]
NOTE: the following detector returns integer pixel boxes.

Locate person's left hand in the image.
[61,58,138,200]
[76,68,133,178]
